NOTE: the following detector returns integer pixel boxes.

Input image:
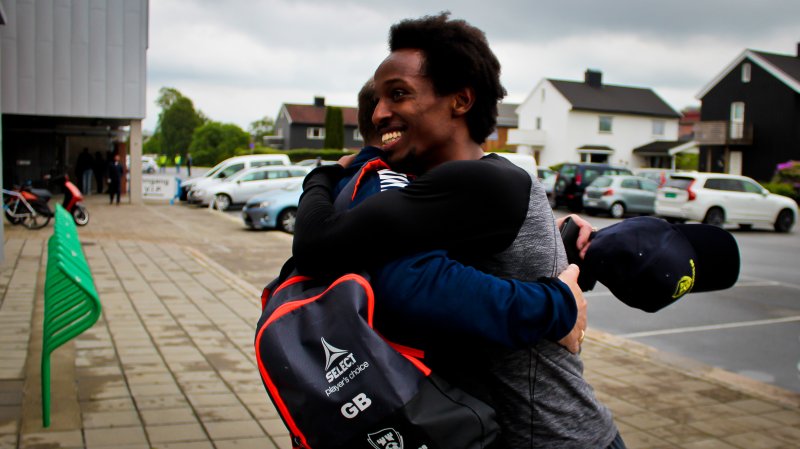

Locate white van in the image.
[492,152,538,179]
[181,154,291,202]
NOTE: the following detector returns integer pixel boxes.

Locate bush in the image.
[762,182,798,199]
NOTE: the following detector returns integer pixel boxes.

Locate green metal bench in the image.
[41,204,102,427]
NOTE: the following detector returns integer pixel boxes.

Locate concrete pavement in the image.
[1,195,799,448]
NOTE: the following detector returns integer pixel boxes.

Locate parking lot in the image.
[180,165,800,394]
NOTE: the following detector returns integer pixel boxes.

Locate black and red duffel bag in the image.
[255,266,499,449]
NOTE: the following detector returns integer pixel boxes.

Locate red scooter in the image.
[62,175,89,226]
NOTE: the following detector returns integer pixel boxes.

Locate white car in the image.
[656,172,797,232]
[182,154,291,202]
[193,165,310,210]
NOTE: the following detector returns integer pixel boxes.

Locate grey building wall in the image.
[1,0,148,119]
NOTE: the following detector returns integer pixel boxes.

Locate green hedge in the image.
[233,146,355,163]
[762,182,798,200]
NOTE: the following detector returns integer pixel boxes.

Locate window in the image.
[652,120,665,136]
[598,116,613,133]
[354,129,363,141]
[742,180,763,194]
[730,102,745,139]
[218,163,245,179]
[536,117,542,130]
[641,179,659,192]
[742,63,751,83]
[307,127,325,140]
[290,170,308,177]
[621,179,639,189]
[266,170,290,179]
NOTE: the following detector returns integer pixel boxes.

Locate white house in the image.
[509,70,683,169]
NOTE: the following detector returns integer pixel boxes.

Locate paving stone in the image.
[140,407,198,426]
[146,422,208,443]
[204,419,265,440]
[84,426,147,447]
[215,437,279,449]
[82,409,142,428]
[22,430,84,448]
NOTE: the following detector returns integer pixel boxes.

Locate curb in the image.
[587,328,800,409]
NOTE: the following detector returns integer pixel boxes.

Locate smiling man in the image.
[293,13,623,449]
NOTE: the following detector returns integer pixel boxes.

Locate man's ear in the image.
[452,87,475,117]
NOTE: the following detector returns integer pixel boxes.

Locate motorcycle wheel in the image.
[23,213,51,230]
[72,205,90,226]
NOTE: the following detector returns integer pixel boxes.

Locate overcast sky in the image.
[144,0,800,133]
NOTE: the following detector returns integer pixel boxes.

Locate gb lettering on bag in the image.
[341,393,372,418]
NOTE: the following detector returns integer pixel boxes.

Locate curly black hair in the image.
[389,12,506,144]
[357,78,380,146]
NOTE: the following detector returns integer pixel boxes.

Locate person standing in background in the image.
[107,153,124,205]
[76,148,94,194]
[93,151,106,194]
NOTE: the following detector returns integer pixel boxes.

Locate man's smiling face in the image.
[372,49,458,174]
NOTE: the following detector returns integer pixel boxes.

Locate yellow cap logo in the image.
[672,259,696,299]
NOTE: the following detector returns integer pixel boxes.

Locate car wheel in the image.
[214,194,232,211]
[567,199,583,213]
[277,208,297,234]
[610,202,625,219]
[703,207,725,227]
[774,209,794,233]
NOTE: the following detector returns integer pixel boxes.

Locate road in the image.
[553,210,800,393]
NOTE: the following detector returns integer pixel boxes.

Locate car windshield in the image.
[590,176,613,188]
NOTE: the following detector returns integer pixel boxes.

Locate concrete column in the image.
[129,120,143,204]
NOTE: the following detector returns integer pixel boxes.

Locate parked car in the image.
[125,155,159,174]
[552,163,633,212]
[656,172,798,232]
[634,168,675,186]
[242,182,303,233]
[182,154,291,202]
[193,165,310,210]
[583,175,659,218]
[493,152,538,178]
[296,158,338,167]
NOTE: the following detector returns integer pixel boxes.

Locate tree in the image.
[143,133,162,156]
[160,96,203,160]
[323,106,344,149]
[188,121,250,166]
[156,87,183,110]
[249,116,275,144]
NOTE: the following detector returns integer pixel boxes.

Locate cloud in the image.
[144,0,800,132]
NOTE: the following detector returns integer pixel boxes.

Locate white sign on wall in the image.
[142,175,178,200]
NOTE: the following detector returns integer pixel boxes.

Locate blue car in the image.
[242,183,302,233]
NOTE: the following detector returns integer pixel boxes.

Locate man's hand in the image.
[556,264,587,353]
[337,154,356,168]
[556,214,595,259]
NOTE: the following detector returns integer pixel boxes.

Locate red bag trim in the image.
[351,159,390,201]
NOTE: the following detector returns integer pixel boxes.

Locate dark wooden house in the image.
[270,97,360,150]
[695,44,800,181]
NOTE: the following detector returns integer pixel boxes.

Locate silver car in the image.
[583,175,659,218]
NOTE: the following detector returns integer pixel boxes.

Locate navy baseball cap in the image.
[582,216,740,312]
